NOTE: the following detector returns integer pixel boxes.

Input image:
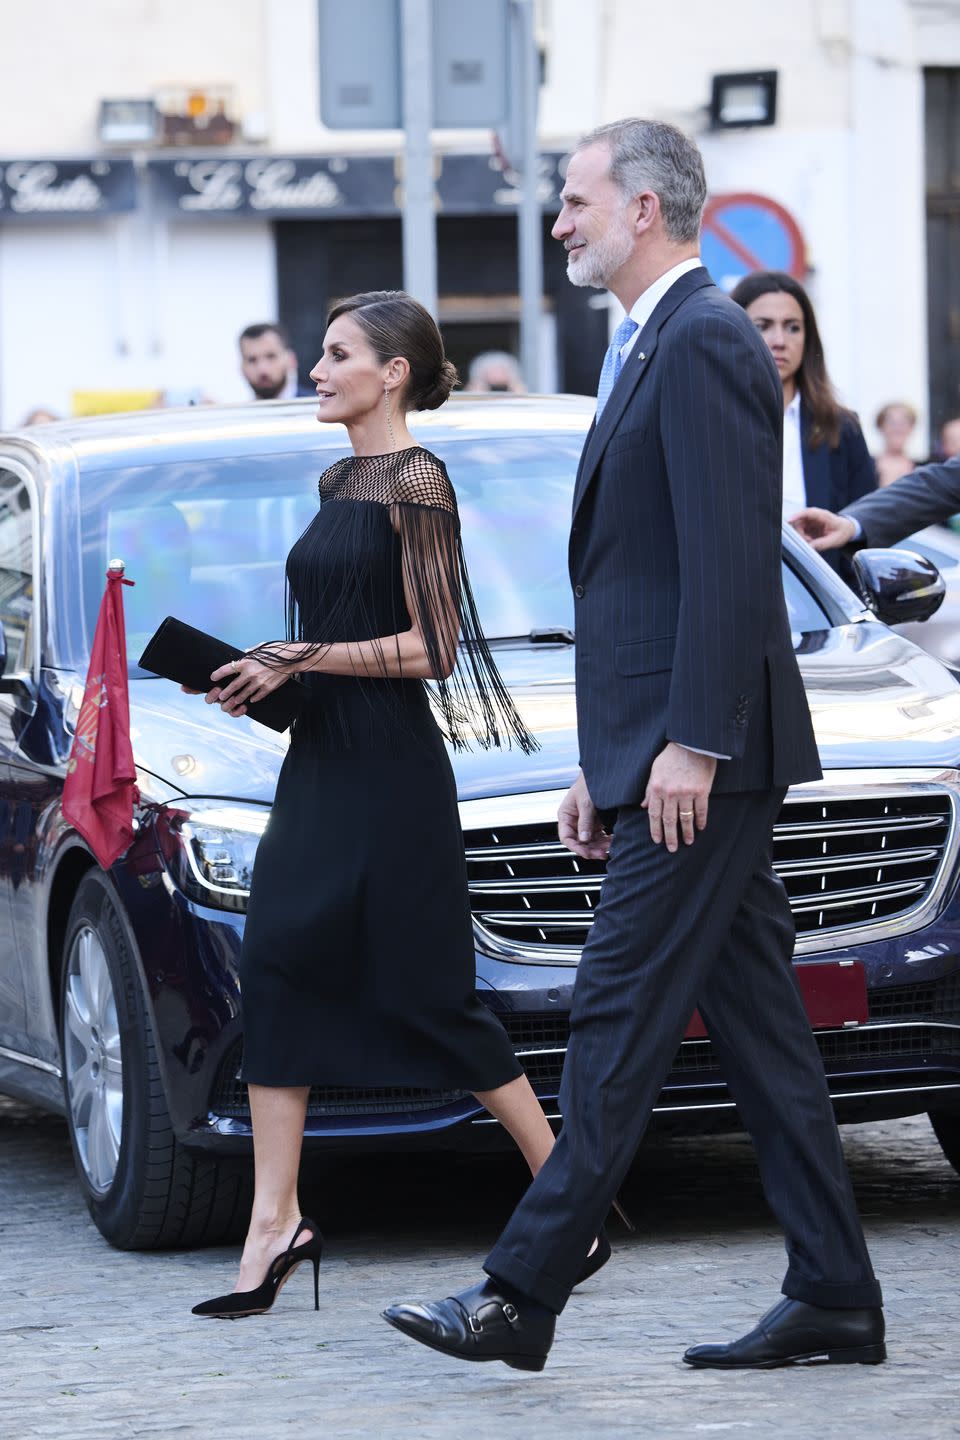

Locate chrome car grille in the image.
[463,784,957,959]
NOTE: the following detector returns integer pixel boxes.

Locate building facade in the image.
[0,0,958,454]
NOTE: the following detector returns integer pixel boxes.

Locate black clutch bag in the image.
[138,616,305,733]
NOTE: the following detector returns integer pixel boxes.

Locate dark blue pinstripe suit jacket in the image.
[569,266,822,808]
[800,404,876,513]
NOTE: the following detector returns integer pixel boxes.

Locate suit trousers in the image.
[485,789,882,1315]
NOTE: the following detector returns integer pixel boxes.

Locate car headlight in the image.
[160,800,270,913]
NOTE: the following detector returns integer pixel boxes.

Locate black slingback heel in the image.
[575,1190,633,1285]
[192,1217,324,1318]
[577,1229,612,1285]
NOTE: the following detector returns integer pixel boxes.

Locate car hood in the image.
[129,622,960,808]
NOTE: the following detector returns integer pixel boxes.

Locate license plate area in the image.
[685,959,868,1040]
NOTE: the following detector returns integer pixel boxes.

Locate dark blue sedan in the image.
[2,395,960,1249]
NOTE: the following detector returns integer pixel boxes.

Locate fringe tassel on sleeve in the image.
[393,496,538,754]
[249,447,539,755]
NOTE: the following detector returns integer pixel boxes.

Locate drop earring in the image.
[384,385,397,451]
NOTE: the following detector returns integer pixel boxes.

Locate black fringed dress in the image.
[238,446,536,1090]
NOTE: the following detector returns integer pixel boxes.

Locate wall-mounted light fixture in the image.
[709,71,778,129]
[97,99,159,146]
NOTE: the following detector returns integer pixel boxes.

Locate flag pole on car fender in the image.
[61,559,139,869]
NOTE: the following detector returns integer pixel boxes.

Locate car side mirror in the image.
[0,619,36,703]
[851,547,946,625]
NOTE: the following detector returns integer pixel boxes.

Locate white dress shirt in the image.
[782,392,806,520]
[618,256,704,362]
[608,256,731,761]
[781,394,864,535]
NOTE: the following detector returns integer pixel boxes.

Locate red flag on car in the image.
[62,563,139,868]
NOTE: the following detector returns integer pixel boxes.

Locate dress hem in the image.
[239,1058,524,1092]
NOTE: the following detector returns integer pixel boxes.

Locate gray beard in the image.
[565,218,634,289]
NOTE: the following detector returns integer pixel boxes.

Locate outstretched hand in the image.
[789,506,857,552]
[642,742,716,852]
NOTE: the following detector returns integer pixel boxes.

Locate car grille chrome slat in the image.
[463,788,957,958]
[773,813,948,840]
[788,880,928,913]
[476,911,595,929]
[468,842,568,863]
[470,847,942,893]
[774,845,941,876]
[470,875,604,894]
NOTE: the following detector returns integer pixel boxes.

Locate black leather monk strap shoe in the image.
[683,1297,886,1369]
[382,1278,555,1372]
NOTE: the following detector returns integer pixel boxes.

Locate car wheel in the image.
[59,870,251,1249]
[929,1109,960,1175]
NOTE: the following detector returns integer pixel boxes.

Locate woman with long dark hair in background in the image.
[730,271,876,524]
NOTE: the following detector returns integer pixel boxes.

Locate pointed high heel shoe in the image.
[192,1217,324,1318]
[576,1229,612,1285]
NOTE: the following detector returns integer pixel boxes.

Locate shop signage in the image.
[0,152,566,222]
[0,159,137,216]
[438,153,563,213]
[147,155,399,217]
[147,151,565,218]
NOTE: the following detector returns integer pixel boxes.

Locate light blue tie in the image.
[595,315,639,418]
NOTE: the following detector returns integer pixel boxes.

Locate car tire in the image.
[59,870,252,1250]
[929,1109,960,1175]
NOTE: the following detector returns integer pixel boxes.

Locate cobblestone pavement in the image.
[2,1098,959,1440]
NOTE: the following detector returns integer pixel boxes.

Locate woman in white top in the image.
[730,272,876,535]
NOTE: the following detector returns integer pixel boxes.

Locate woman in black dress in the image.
[191,292,599,1318]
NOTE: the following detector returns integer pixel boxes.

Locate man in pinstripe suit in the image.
[384,118,884,1373]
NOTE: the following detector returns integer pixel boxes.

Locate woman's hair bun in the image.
[414,358,459,411]
[326,290,459,412]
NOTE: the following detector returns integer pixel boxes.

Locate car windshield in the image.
[80,435,584,671]
[78,431,828,673]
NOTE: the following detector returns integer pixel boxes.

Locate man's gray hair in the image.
[467,350,524,385]
[575,118,706,244]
